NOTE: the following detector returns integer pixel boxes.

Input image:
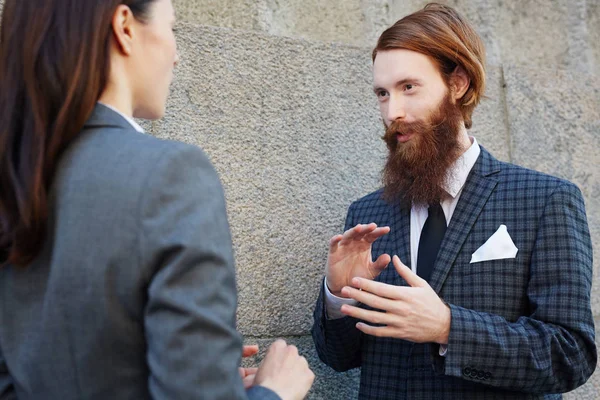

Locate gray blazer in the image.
[0,104,278,400]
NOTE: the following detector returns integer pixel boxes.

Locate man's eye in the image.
[377,90,389,98]
[404,84,414,91]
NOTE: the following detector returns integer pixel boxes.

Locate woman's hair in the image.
[372,3,486,129]
[0,0,157,267]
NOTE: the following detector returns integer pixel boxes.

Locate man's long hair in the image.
[373,3,486,129]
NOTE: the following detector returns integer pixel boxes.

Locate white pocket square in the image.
[470,224,518,264]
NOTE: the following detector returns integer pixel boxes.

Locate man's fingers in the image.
[340,287,396,312]
[330,223,385,250]
[355,322,397,338]
[393,255,426,287]
[340,304,394,326]
[242,345,259,357]
[329,234,343,248]
[342,223,378,241]
[348,277,405,300]
[363,226,391,243]
[371,253,391,274]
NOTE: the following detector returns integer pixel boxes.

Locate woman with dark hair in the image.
[0,0,314,399]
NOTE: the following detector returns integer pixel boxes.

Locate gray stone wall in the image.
[177,0,600,73]
[1,0,598,398]
[169,1,599,398]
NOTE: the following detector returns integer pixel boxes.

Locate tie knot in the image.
[428,202,445,221]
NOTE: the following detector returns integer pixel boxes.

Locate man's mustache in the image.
[383,119,429,144]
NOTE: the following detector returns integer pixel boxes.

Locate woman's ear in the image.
[110,5,136,56]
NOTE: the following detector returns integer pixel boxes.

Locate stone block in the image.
[176,0,261,32]
[503,65,600,315]
[470,65,510,162]
[176,0,391,48]
[478,0,596,73]
[176,0,501,62]
[175,0,598,75]
[589,0,600,75]
[258,0,387,48]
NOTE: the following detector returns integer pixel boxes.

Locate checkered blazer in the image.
[312,147,596,399]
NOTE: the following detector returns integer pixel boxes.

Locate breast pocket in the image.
[459,256,522,275]
[445,257,529,319]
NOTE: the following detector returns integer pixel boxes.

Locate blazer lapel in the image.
[429,147,501,293]
[386,200,411,287]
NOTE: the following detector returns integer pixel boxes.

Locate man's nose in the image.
[387,95,406,121]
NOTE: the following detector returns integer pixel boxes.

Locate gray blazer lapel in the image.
[429,147,501,293]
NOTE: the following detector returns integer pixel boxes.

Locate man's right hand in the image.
[253,340,314,400]
[325,223,391,297]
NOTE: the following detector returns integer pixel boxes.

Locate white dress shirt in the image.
[324,137,481,321]
[97,102,145,133]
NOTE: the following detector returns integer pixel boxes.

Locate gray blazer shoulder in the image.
[0,104,279,400]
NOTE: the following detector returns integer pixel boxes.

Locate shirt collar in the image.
[97,102,145,133]
[443,136,481,198]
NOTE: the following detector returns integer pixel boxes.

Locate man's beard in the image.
[381,93,464,207]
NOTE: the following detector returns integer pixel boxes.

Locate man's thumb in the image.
[393,255,426,287]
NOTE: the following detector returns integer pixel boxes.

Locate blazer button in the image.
[463,367,472,377]
[484,372,492,380]
[477,371,485,380]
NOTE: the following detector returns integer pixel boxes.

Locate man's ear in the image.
[450,65,470,101]
[110,5,137,56]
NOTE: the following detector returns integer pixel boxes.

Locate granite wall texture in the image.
[1,0,598,398]
[170,1,599,398]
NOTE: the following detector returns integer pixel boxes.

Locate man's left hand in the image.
[340,255,451,344]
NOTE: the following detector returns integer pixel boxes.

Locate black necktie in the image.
[417,202,447,282]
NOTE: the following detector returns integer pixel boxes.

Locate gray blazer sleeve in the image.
[0,345,15,400]
[139,143,279,400]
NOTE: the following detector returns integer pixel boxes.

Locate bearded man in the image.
[312,3,596,399]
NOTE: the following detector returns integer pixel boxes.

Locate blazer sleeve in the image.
[139,143,278,400]
[439,182,597,393]
[246,385,281,400]
[0,345,16,400]
[311,202,364,372]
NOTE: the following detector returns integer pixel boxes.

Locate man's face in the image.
[373,49,464,206]
[373,49,450,143]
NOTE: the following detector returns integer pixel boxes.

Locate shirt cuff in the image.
[439,344,448,356]
[323,278,358,319]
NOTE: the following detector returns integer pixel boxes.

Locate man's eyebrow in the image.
[372,78,423,93]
